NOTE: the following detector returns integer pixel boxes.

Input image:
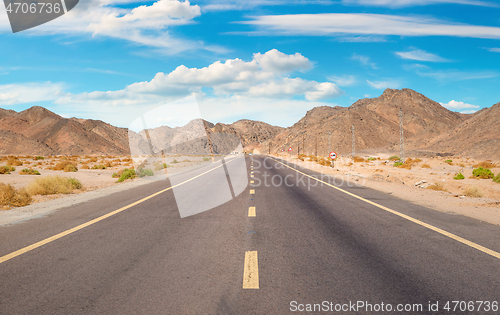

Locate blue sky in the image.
[1,0,500,128]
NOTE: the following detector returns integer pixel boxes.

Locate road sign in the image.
[288,147,293,152]
[329,151,337,160]
[281,149,284,152]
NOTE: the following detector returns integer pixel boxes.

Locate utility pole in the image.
[399,108,405,163]
[328,131,331,155]
[351,124,355,159]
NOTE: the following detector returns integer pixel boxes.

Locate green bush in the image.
[172,159,179,164]
[472,168,494,179]
[203,157,210,161]
[136,168,154,177]
[493,173,500,184]
[92,164,106,170]
[19,168,41,175]
[453,172,465,180]
[389,155,400,161]
[0,165,15,174]
[393,162,403,167]
[33,156,45,160]
[64,164,78,172]
[154,163,168,171]
[367,157,375,161]
[445,159,452,163]
[112,172,119,178]
[117,169,136,182]
[67,178,83,190]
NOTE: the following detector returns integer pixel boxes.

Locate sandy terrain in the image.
[274,153,500,226]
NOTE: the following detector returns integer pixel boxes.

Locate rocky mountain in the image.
[268,88,467,156]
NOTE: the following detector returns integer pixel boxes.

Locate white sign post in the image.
[329,151,337,168]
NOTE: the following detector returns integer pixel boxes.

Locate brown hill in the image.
[268,88,466,156]
[425,102,500,159]
[0,106,129,155]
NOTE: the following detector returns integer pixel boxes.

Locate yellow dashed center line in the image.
[270,157,500,260]
[248,206,256,217]
[250,180,254,184]
[242,251,259,289]
[250,189,255,194]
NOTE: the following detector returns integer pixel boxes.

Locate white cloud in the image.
[440,100,480,113]
[57,49,342,106]
[395,48,449,62]
[328,75,357,86]
[487,48,500,53]
[0,82,65,105]
[242,13,500,40]
[201,0,335,11]
[414,69,497,81]
[367,79,402,89]
[351,54,378,69]
[342,0,497,8]
[0,0,226,55]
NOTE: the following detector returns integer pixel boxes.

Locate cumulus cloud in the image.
[367,79,402,89]
[440,100,480,113]
[242,13,500,40]
[395,48,449,62]
[0,82,65,105]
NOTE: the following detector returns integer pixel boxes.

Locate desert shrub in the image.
[367,157,375,161]
[117,169,136,182]
[0,183,32,207]
[19,168,41,175]
[445,159,452,163]
[472,168,494,179]
[7,158,23,166]
[465,186,483,198]
[317,157,330,166]
[154,163,168,171]
[53,161,77,171]
[389,155,400,161]
[473,161,496,168]
[88,157,98,162]
[353,156,364,162]
[136,168,154,177]
[421,164,431,168]
[67,178,82,190]
[203,157,210,161]
[393,162,403,167]
[492,173,500,183]
[453,172,465,180]
[92,164,106,170]
[121,158,132,162]
[26,176,81,195]
[64,164,78,172]
[427,183,447,191]
[172,159,179,164]
[414,158,422,163]
[33,156,45,160]
[0,165,15,174]
[81,165,90,169]
[308,155,318,162]
[112,172,119,178]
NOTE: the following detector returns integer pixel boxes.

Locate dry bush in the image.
[53,161,78,172]
[465,186,483,198]
[0,165,15,174]
[353,156,365,162]
[473,161,496,168]
[26,176,81,195]
[0,183,32,207]
[121,157,132,162]
[421,164,431,168]
[317,157,331,166]
[88,157,98,163]
[414,158,422,163]
[92,164,106,170]
[308,155,318,162]
[427,183,447,191]
[81,165,90,169]
[7,158,23,166]
[104,161,113,168]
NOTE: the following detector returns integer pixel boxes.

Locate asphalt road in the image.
[0,155,499,314]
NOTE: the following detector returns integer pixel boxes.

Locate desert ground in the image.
[274,153,500,226]
[0,154,216,209]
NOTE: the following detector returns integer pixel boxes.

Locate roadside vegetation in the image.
[0,183,32,207]
[471,167,494,179]
[19,168,41,175]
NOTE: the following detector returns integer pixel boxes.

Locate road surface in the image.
[1,155,499,314]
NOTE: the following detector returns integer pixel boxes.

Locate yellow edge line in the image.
[0,159,237,265]
[248,206,256,217]
[242,251,259,289]
[270,157,500,260]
